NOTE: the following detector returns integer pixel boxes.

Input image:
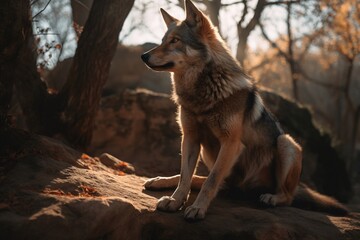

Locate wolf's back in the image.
[292,183,349,216]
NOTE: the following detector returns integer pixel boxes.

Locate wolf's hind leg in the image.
[260,134,302,206]
[144,175,206,190]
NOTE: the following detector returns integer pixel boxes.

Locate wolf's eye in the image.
[170,37,179,44]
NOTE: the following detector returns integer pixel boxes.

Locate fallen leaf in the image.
[81,153,91,160]
[115,161,128,169]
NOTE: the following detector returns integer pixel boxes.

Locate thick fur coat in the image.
[141,0,348,220]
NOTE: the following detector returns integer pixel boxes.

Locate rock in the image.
[1,128,359,239]
[90,88,352,202]
[99,153,135,174]
[90,88,184,177]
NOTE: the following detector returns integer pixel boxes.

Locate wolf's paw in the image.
[144,176,177,190]
[184,205,206,221]
[144,177,162,190]
[259,193,278,206]
[156,196,183,212]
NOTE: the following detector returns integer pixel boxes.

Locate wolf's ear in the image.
[160,8,179,28]
[184,0,208,28]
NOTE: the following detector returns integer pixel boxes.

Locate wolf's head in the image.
[141,0,218,72]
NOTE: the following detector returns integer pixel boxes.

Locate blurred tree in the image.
[0,0,134,149]
[320,0,360,177]
[224,0,301,64]
[259,1,321,100]
[174,0,301,64]
[256,0,360,179]
[235,0,267,64]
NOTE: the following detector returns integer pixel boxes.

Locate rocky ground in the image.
[0,128,359,240]
[1,89,359,239]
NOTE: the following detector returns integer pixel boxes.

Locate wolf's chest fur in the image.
[172,60,251,115]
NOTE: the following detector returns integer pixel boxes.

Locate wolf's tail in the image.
[291,183,349,216]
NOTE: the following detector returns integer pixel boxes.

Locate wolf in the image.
[141,0,348,220]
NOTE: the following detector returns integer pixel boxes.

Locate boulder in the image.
[90,88,183,177]
[1,128,359,239]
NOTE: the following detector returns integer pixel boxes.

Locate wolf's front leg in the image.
[184,140,243,220]
[156,109,200,212]
[156,132,200,212]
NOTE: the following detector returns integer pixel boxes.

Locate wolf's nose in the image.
[141,53,150,62]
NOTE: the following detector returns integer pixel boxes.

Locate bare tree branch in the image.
[31,0,41,6]
[298,29,323,61]
[238,0,248,27]
[32,0,52,19]
[265,0,300,5]
[258,22,289,61]
[221,0,246,7]
[286,2,293,64]
[33,33,59,36]
[236,0,267,63]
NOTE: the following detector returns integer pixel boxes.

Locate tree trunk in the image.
[236,0,266,64]
[286,3,299,101]
[0,1,49,129]
[0,0,21,127]
[71,0,94,26]
[236,38,248,66]
[13,11,60,135]
[344,58,354,105]
[203,0,221,30]
[0,77,13,128]
[289,62,300,101]
[342,58,357,178]
[60,0,134,149]
[349,106,360,179]
[2,0,134,150]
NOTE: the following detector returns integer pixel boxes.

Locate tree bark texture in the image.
[13,11,59,136]
[60,0,134,149]
[71,0,94,26]
[0,1,25,127]
[0,1,49,129]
